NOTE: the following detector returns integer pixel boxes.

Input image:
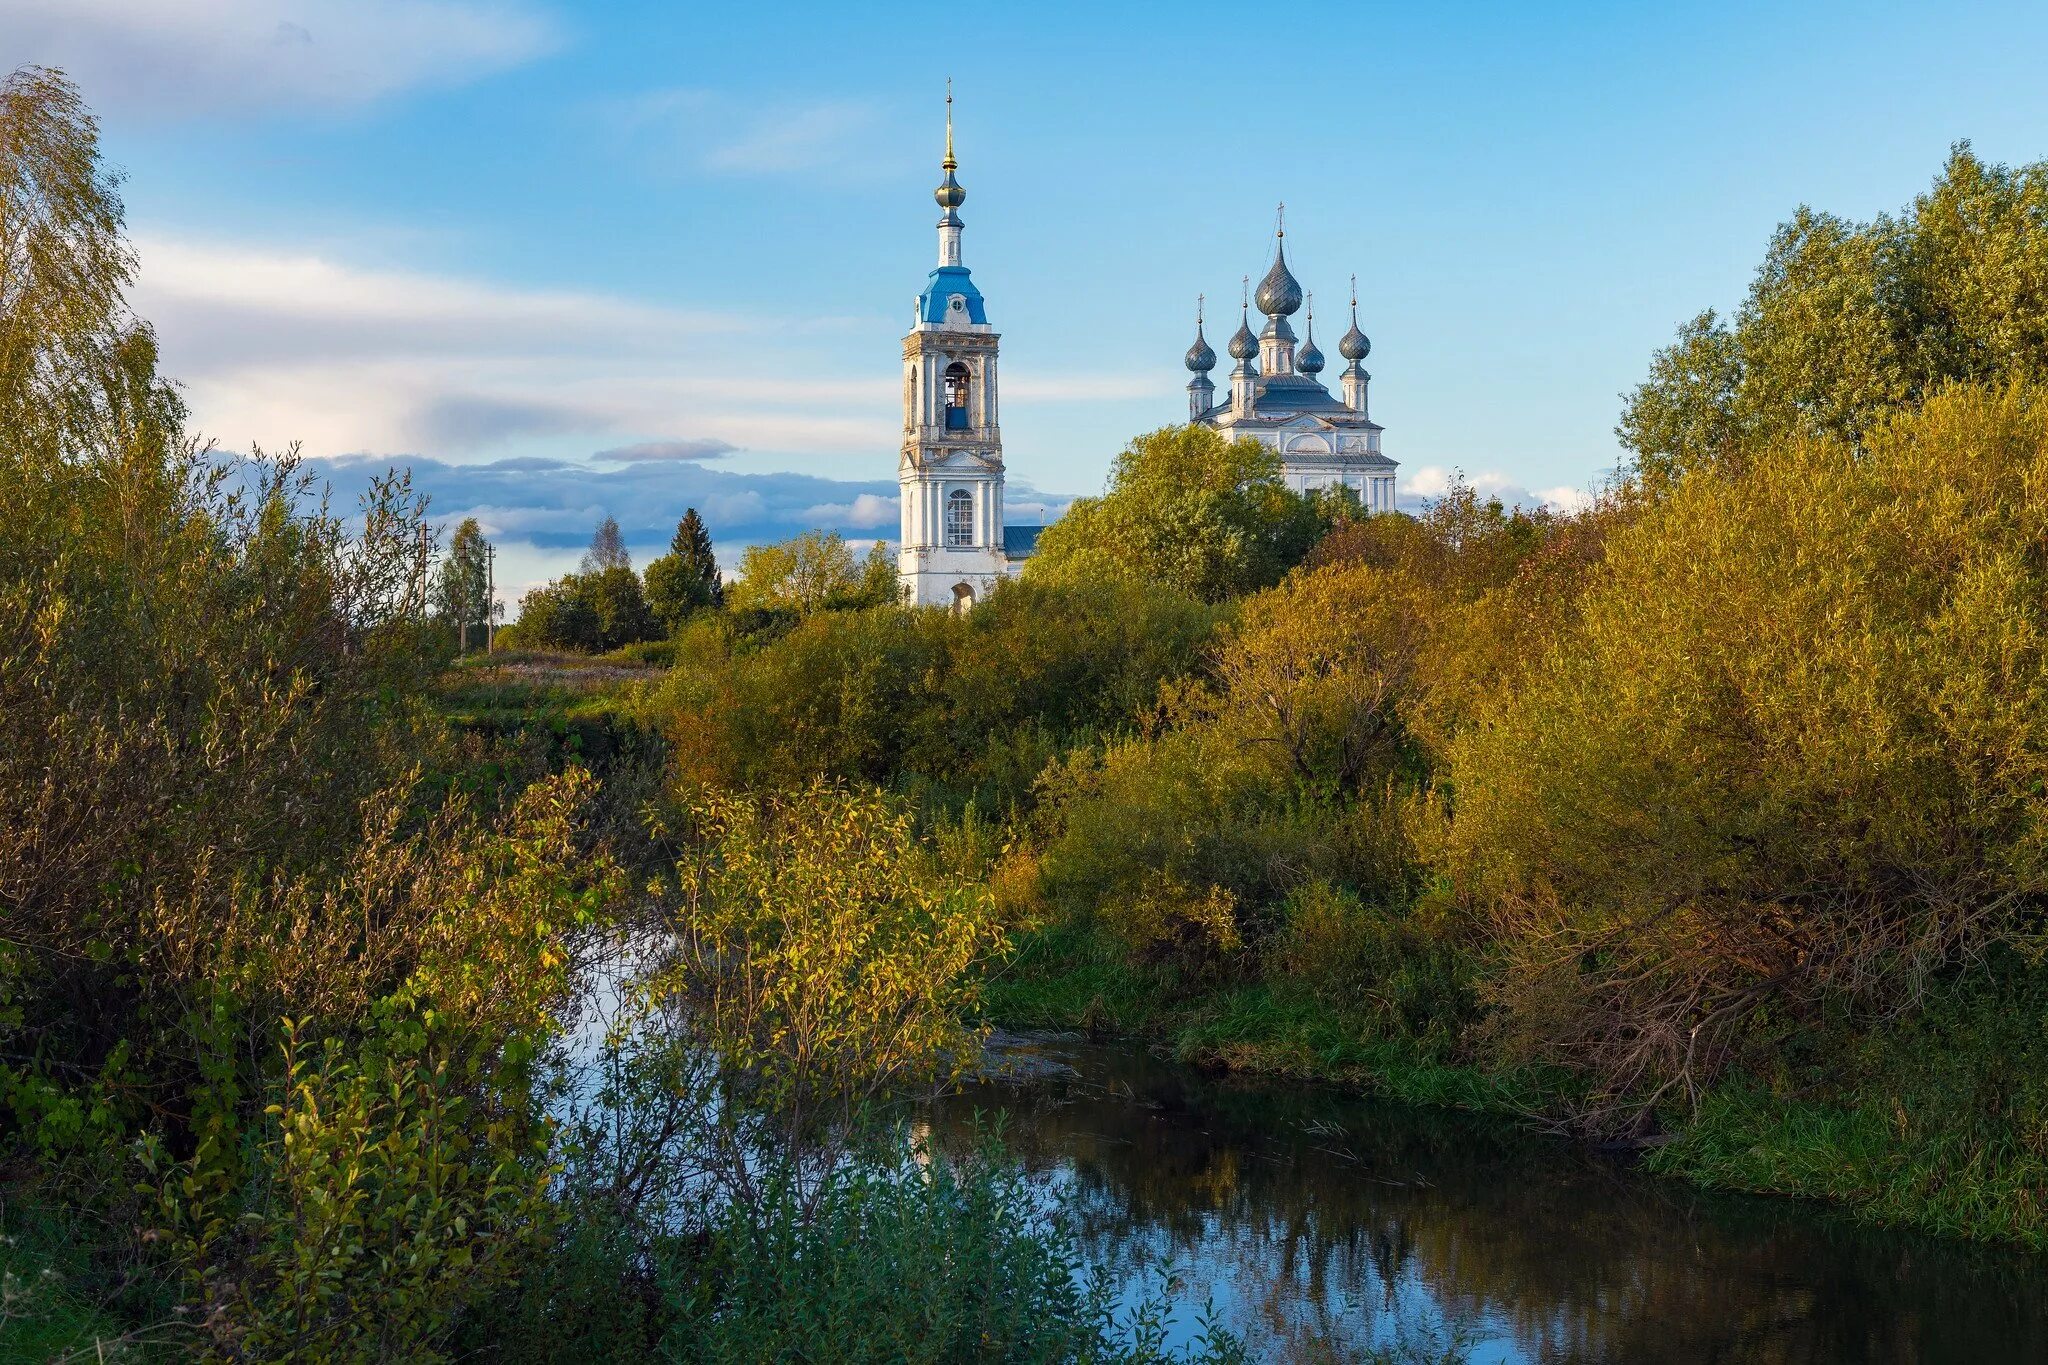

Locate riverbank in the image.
[933,1034,2048,1362]
[983,919,2048,1254]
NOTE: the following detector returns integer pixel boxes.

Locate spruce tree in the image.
[645,506,724,631]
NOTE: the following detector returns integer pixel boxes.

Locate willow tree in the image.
[1620,145,2048,490]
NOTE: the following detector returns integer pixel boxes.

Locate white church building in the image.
[894,104,1395,610]
[1183,215,1399,510]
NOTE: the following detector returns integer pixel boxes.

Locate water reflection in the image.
[922,1038,2048,1363]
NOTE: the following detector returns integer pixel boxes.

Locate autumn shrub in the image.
[637,575,1218,809]
[653,781,1009,1209]
[1,69,632,1356]
[1264,879,1477,1047]
[1450,384,2048,1118]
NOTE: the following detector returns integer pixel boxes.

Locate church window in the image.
[943,361,971,429]
[946,488,974,547]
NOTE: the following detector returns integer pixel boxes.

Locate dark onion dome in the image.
[1298,316,1325,375]
[1255,241,1303,316]
[1227,314,1258,360]
[1185,319,1216,373]
[934,164,964,211]
[1339,316,1371,361]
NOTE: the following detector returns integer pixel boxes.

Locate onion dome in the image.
[1255,208,1304,317]
[1298,296,1325,374]
[1255,240,1303,317]
[1227,310,1258,361]
[1184,298,1216,372]
[1339,315,1371,361]
[934,86,965,220]
[1339,278,1371,360]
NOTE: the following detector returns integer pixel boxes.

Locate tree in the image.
[587,564,655,649]
[2,66,182,466]
[727,530,862,615]
[516,567,655,653]
[581,515,630,574]
[644,507,722,632]
[1620,145,2048,490]
[436,517,494,652]
[1027,424,1332,601]
[843,539,900,610]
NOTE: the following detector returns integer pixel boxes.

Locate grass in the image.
[0,1198,183,1363]
[981,917,1552,1117]
[1651,953,2048,1249]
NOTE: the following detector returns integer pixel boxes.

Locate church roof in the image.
[1217,373,1381,425]
[918,265,988,324]
[1002,524,1044,558]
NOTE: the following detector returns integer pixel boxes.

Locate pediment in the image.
[927,447,999,471]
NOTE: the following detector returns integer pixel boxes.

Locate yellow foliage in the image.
[664,782,1008,1121]
[1449,384,2048,1107]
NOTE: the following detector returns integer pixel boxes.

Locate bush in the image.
[1450,385,2048,1117]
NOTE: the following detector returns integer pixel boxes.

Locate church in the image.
[894,102,1397,610]
[1183,215,1399,511]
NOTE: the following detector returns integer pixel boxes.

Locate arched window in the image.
[943,361,970,429]
[945,488,974,547]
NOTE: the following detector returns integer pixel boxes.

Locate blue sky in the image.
[8,1,2048,601]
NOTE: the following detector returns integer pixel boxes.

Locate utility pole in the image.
[485,541,496,653]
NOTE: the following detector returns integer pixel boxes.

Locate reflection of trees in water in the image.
[926,1045,2048,1364]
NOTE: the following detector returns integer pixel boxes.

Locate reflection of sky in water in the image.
[926,1039,2048,1364]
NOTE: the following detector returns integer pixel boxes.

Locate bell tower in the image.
[898,85,1008,611]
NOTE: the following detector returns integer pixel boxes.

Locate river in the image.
[921,1035,2048,1363]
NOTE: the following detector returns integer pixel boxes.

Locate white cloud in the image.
[129,232,897,461]
[1,0,557,115]
[604,88,890,180]
[1536,484,1596,514]
[800,492,896,529]
[1399,464,1591,515]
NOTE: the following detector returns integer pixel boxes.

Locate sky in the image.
[7,1,2048,604]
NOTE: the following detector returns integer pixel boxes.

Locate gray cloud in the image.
[412,395,596,450]
[592,438,737,463]
[303,451,904,557]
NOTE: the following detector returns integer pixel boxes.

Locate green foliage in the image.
[725,528,887,614]
[643,506,724,630]
[1649,950,2048,1248]
[143,1020,555,1364]
[640,575,1218,809]
[1620,145,2048,488]
[1029,425,1335,601]
[518,564,659,652]
[662,1138,1246,1364]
